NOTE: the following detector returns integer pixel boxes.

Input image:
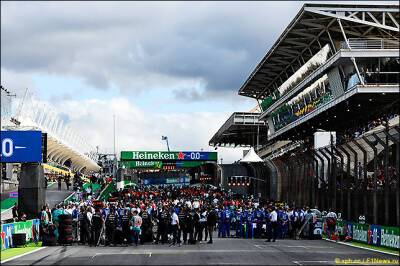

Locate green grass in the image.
[323,237,399,256]
[348,241,400,256]
[0,242,42,261]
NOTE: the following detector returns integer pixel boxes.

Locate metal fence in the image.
[341,38,399,49]
[271,125,399,226]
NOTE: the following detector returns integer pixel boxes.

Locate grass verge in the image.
[348,241,399,256]
[323,237,399,256]
[0,242,43,261]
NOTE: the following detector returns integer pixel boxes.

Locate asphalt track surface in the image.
[46,182,74,208]
[4,236,399,265]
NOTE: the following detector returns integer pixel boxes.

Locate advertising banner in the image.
[121,151,217,161]
[0,223,14,250]
[0,219,40,250]
[121,161,163,169]
[368,224,381,247]
[323,220,399,250]
[345,222,353,239]
[121,160,207,169]
[352,223,369,243]
[381,226,400,249]
[0,130,43,163]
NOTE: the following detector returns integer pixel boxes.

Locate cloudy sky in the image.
[1,1,329,162]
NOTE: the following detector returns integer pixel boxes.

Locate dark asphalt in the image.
[46,182,74,208]
[4,237,399,265]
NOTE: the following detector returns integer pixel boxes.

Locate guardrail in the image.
[342,38,399,50]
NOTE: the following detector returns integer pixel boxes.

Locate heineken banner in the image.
[120,160,206,169]
[121,151,217,161]
[121,161,163,169]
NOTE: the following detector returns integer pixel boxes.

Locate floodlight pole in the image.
[162,136,170,152]
[113,115,117,179]
[166,138,170,152]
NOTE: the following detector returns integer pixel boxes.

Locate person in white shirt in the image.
[86,207,93,224]
[170,209,180,246]
[266,207,278,242]
[65,205,73,215]
[193,200,200,209]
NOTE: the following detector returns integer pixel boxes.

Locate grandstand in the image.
[1,86,100,194]
[210,3,399,226]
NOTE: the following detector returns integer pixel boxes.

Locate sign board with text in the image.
[0,131,43,163]
[120,160,207,169]
[121,151,217,162]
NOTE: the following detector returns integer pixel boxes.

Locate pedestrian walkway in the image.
[46,182,75,208]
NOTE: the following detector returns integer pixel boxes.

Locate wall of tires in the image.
[1,219,40,250]
[57,214,73,245]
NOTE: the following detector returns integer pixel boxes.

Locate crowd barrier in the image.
[326,220,399,250]
[0,219,40,250]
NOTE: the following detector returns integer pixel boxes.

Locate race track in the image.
[4,237,399,265]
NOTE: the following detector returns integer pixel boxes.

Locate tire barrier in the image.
[12,233,27,247]
[58,214,73,245]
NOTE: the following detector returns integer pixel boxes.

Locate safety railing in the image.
[342,38,399,50]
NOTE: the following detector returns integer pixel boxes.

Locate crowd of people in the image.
[339,111,398,144]
[38,184,333,247]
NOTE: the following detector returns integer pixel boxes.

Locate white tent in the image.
[240,147,263,163]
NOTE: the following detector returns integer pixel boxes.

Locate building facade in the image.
[211,4,399,226]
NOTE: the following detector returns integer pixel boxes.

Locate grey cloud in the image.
[1,1,304,99]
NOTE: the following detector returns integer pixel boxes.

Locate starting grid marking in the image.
[91,249,277,256]
[254,244,334,249]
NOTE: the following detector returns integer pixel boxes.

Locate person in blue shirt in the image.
[217,208,224,238]
[230,209,237,237]
[116,203,124,228]
[254,206,264,238]
[279,207,289,239]
[235,208,242,238]
[72,204,80,242]
[293,207,305,240]
[241,209,247,238]
[264,207,271,240]
[101,204,109,220]
[245,208,254,239]
[223,206,231,238]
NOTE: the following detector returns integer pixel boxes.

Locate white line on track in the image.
[254,244,333,249]
[1,247,47,264]
[292,261,332,265]
[324,239,399,256]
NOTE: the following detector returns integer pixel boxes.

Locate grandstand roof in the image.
[209,112,268,147]
[238,3,400,99]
